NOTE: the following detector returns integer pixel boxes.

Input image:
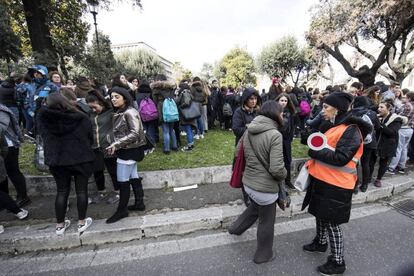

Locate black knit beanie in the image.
[353,96,370,108]
[110,86,133,107]
[324,92,353,113]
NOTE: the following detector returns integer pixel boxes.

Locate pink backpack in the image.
[139,97,159,122]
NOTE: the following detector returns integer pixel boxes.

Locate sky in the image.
[87,0,319,73]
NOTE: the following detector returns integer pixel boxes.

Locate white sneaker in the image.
[0,225,4,234]
[78,217,93,233]
[200,134,204,139]
[56,220,71,236]
[180,131,186,136]
[16,209,28,220]
[194,134,200,140]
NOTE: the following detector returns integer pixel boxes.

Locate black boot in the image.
[359,184,368,192]
[303,238,328,253]
[106,182,129,224]
[317,256,346,275]
[128,177,145,211]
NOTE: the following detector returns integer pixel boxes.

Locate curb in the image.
[1,174,412,254]
[24,159,309,196]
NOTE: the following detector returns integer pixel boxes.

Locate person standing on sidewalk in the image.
[0,103,31,207]
[38,93,94,235]
[105,87,146,224]
[301,92,371,275]
[86,90,120,204]
[232,88,261,206]
[350,96,380,193]
[276,93,296,190]
[370,101,403,187]
[0,126,28,234]
[387,92,414,174]
[228,101,287,264]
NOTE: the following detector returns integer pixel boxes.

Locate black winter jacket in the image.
[302,113,372,224]
[351,107,380,149]
[231,88,261,146]
[38,107,95,167]
[376,113,403,158]
[0,81,17,107]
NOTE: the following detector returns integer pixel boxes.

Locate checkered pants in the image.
[316,219,344,264]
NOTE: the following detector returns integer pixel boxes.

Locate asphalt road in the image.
[9,206,413,276]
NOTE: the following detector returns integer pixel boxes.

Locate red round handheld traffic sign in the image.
[307,132,327,151]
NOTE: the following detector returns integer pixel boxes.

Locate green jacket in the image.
[236,115,286,193]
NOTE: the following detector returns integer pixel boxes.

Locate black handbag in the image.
[180,101,201,120]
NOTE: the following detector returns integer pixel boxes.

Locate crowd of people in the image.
[0,64,413,275]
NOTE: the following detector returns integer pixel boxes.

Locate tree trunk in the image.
[22,0,57,67]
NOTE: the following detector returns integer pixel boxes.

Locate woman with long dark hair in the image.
[38,93,95,235]
[85,90,120,204]
[275,93,296,189]
[105,87,146,223]
[228,101,287,264]
[370,101,403,187]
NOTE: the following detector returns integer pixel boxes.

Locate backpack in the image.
[223,102,233,117]
[15,84,28,108]
[180,89,192,109]
[139,97,159,122]
[162,98,179,122]
[361,113,374,144]
[298,99,311,117]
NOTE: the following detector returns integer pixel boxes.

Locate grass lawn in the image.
[19,129,308,175]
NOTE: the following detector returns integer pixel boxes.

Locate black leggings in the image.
[370,153,390,181]
[376,157,390,180]
[361,148,374,186]
[94,157,119,192]
[0,147,27,199]
[0,191,21,214]
[52,171,89,223]
[283,139,292,185]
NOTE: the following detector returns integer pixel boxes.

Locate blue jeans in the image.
[196,117,204,135]
[182,124,194,145]
[162,122,177,152]
[389,128,413,170]
[143,120,157,146]
[8,107,19,123]
[117,161,139,182]
[22,109,34,132]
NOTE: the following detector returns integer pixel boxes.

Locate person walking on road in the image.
[228,101,288,264]
[301,92,371,275]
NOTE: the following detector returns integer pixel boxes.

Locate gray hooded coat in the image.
[236,115,286,194]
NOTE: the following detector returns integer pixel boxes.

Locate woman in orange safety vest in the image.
[301,92,372,275]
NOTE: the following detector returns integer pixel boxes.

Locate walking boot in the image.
[128,177,145,211]
[317,256,346,275]
[106,182,129,224]
[303,238,328,253]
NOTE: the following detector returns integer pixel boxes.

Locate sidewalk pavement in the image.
[0,173,412,254]
[22,159,308,196]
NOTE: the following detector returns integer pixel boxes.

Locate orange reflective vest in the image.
[307,124,363,190]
